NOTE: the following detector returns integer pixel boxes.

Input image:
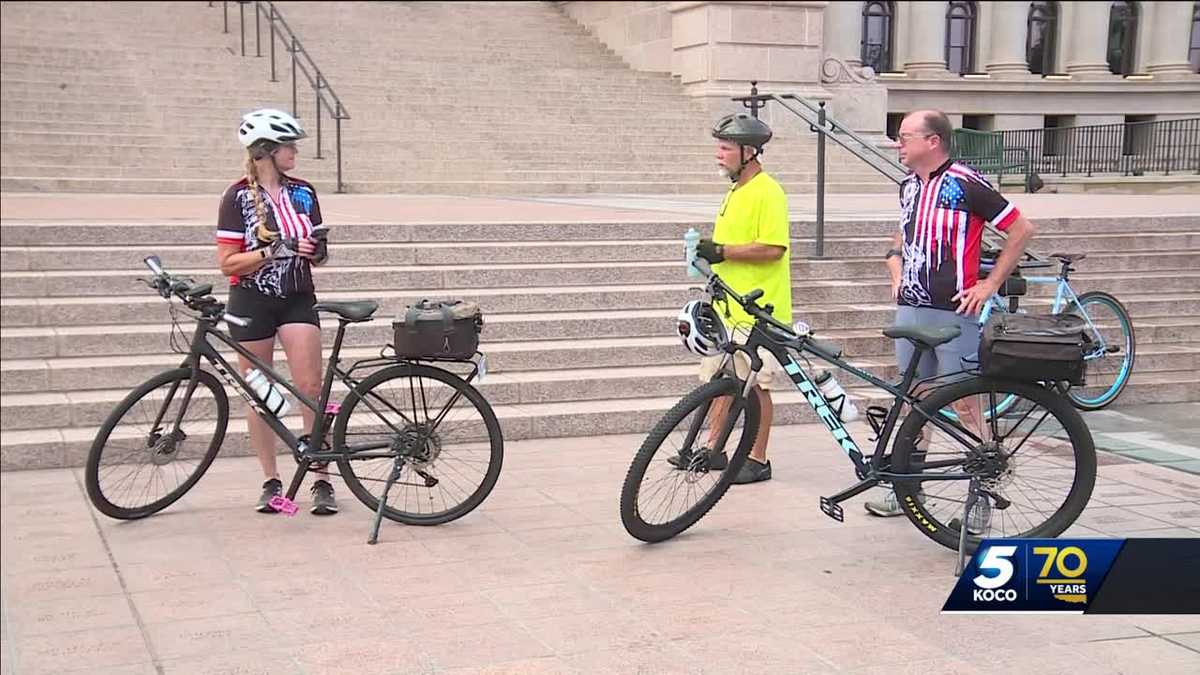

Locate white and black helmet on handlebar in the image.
[677,300,727,357]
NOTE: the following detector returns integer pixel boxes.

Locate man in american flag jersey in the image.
[865,109,1036,519]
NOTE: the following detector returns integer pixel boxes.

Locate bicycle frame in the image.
[723,321,981,484]
[170,315,478,501]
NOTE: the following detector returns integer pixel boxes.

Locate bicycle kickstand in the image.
[367,456,405,545]
[954,479,982,577]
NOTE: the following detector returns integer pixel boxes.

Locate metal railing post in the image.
[336,105,344,193]
[815,101,826,259]
[315,74,324,159]
[255,1,262,57]
[291,36,298,117]
[747,81,760,118]
[223,1,229,33]
[269,5,277,81]
[239,1,246,56]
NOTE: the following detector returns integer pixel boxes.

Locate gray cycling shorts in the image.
[894,305,982,379]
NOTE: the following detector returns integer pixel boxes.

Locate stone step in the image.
[5,233,1195,272]
[4,370,1198,470]
[3,312,1195,395]
[0,177,895,195]
[6,272,1197,327]
[8,342,1198,434]
[4,295,1192,360]
[6,253,1197,298]
[3,217,1195,249]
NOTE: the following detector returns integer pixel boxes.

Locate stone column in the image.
[1064,0,1115,79]
[822,0,862,68]
[984,1,1034,78]
[902,0,951,77]
[1145,0,1197,79]
[669,1,827,99]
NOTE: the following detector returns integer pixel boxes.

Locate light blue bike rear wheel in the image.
[1060,291,1136,411]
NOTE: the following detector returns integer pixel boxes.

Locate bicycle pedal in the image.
[819,496,844,523]
[268,495,299,517]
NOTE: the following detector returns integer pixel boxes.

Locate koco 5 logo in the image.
[973,545,1019,602]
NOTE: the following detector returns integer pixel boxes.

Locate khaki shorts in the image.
[697,333,783,390]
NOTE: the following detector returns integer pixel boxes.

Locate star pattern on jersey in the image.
[938,177,965,207]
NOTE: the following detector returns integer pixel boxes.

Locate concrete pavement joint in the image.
[69,470,165,675]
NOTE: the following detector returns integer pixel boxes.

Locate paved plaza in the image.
[3,406,1199,674]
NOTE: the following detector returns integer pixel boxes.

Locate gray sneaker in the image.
[310,479,339,516]
[864,488,925,517]
[256,478,283,513]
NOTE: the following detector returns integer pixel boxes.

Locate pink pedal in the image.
[268,495,299,516]
[324,402,341,415]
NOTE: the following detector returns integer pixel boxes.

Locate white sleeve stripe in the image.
[989,202,1016,226]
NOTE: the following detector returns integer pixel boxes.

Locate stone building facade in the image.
[559,1,1200,137]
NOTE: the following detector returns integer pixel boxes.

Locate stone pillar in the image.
[984,1,1034,78]
[669,1,827,99]
[822,0,862,68]
[902,0,950,77]
[1144,0,1197,79]
[1064,0,1115,79]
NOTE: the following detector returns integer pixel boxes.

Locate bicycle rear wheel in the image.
[890,377,1096,553]
[85,368,229,520]
[1061,291,1136,411]
[620,376,760,543]
[333,363,503,526]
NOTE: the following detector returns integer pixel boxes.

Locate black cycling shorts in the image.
[226,285,320,342]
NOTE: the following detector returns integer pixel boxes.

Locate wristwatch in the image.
[884,248,901,260]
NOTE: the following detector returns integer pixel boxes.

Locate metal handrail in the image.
[732,83,1037,261]
[996,117,1200,178]
[220,1,349,192]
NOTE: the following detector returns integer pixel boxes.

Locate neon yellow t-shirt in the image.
[711,171,792,332]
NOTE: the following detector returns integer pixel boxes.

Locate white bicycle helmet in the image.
[238,108,307,147]
[677,300,727,357]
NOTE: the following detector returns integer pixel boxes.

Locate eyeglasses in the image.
[897,132,935,144]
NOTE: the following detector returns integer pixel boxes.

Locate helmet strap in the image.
[728,145,761,183]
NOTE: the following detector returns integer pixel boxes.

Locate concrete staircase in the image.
[2,213,1198,469]
[1,1,894,195]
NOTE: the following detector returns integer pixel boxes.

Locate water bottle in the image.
[245,368,290,417]
[684,227,702,278]
[814,370,859,423]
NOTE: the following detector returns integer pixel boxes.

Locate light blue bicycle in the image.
[979,252,1136,411]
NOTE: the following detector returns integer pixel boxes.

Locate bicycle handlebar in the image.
[692,258,797,338]
[141,256,250,328]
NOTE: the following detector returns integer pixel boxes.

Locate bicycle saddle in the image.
[313,300,379,322]
[882,324,961,348]
[1050,252,1087,263]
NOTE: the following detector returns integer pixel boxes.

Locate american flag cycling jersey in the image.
[896,159,1021,311]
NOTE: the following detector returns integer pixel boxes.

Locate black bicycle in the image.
[84,256,503,544]
[620,260,1097,570]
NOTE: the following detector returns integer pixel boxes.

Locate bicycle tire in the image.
[620,376,761,543]
[890,377,1096,553]
[85,368,229,520]
[333,363,503,526]
[1060,291,1136,411]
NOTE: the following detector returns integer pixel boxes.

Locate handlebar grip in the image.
[223,314,251,327]
[144,256,164,277]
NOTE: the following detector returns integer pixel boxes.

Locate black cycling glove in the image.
[696,238,725,264]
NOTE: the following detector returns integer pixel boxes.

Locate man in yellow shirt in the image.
[676,113,791,484]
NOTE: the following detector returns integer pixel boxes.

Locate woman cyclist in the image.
[215,108,336,515]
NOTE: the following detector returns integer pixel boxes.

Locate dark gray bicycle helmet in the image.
[712,113,772,182]
[712,113,772,148]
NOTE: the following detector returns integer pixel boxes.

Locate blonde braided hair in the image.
[245,150,277,244]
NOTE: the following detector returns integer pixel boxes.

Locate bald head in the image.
[903,110,953,152]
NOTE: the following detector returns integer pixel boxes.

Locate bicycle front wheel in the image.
[620,376,761,543]
[890,377,1096,553]
[1062,291,1136,411]
[85,368,229,520]
[333,363,503,526]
